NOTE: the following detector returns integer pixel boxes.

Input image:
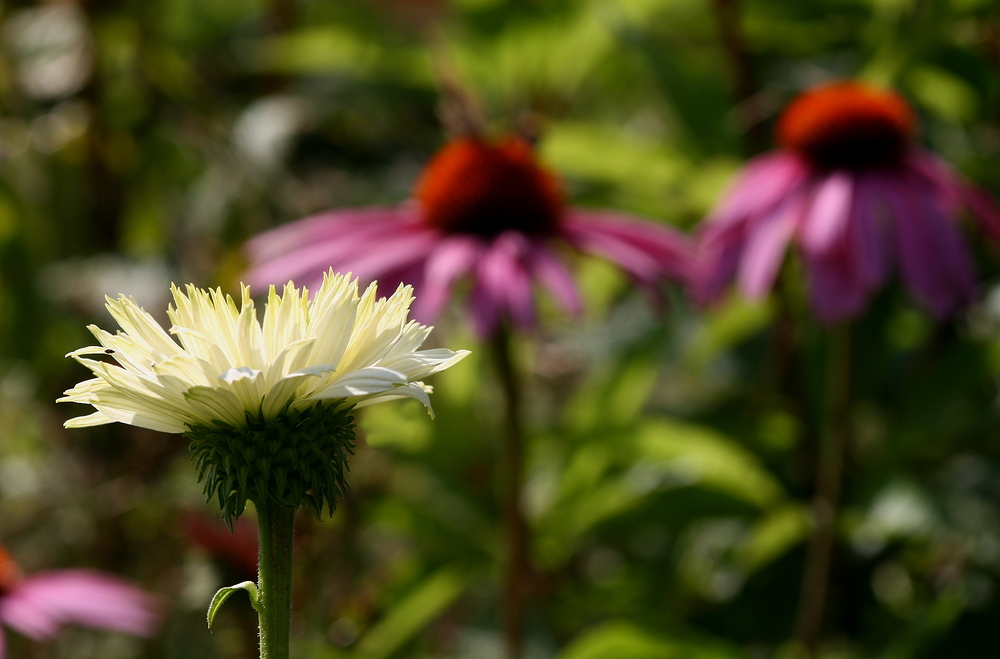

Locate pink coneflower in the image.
[695,81,1000,322]
[246,135,692,337]
[0,545,159,656]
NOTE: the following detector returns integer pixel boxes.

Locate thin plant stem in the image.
[491,326,529,659]
[709,0,768,155]
[793,325,852,657]
[256,502,296,659]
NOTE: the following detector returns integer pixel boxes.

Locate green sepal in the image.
[186,400,356,525]
[207,581,260,628]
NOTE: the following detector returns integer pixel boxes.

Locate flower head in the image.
[695,80,1000,322]
[245,135,692,338]
[0,544,159,655]
[60,271,469,521]
[60,271,468,432]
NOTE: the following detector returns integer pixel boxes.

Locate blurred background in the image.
[2,0,1000,657]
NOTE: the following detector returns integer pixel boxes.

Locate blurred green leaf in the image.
[352,565,468,659]
[560,620,743,659]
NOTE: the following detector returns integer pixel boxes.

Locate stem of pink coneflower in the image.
[793,325,852,657]
[491,327,530,659]
[256,504,296,659]
[708,0,767,155]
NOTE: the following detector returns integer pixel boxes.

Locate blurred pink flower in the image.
[0,545,159,656]
[695,81,1000,322]
[246,135,692,337]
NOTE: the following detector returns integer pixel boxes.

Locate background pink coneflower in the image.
[246,135,692,337]
[0,545,159,656]
[695,81,1000,322]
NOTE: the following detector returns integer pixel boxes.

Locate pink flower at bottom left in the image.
[0,545,160,657]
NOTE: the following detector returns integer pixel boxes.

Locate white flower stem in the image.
[256,502,296,659]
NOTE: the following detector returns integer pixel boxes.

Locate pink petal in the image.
[881,172,975,317]
[806,248,870,322]
[476,232,537,331]
[0,571,159,641]
[846,174,891,290]
[736,188,806,299]
[962,183,1000,244]
[562,211,693,281]
[246,206,414,263]
[800,171,853,254]
[468,277,502,339]
[413,234,484,323]
[244,206,425,289]
[331,225,439,285]
[906,152,965,214]
[526,242,583,315]
[693,229,744,304]
[707,152,810,232]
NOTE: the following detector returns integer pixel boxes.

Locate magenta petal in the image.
[806,249,869,322]
[469,278,501,338]
[562,211,693,281]
[693,228,744,304]
[708,152,809,232]
[800,171,853,254]
[331,224,439,285]
[736,190,804,299]
[477,232,537,330]
[846,174,891,289]
[561,217,672,285]
[413,234,483,323]
[526,242,583,315]
[246,205,415,263]
[0,571,159,641]
[244,206,424,289]
[962,183,1000,244]
[883,173,976,317]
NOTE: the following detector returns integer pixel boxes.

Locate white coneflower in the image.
[60,270,469,520]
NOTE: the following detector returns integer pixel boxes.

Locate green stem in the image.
[792,325,852,657]
[491,327,529,659]
[256,502,296,659]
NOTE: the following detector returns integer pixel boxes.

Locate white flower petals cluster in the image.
[60,271,470,433]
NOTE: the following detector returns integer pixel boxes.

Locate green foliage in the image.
[3,0,1000,657]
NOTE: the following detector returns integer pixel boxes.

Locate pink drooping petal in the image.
[329,224,440,286]
[906,151,966,215]
[846,173,891,290]
[246,206,414,263]
[707,152,810,232]
[476,232,537,332]
[413,234,484,324]
[468,276,501,339]
[800,171,854,254]
[0,571,160,641]
[962,183,1000,245]
[882,173,976,317]
[245,206,426,290]
[736,189,806,299]
[526,242,583,316]
[562,211,694,281]
[806,245,870,322]
[693,227,745,304]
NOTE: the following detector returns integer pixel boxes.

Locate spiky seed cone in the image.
[187,401,356,526]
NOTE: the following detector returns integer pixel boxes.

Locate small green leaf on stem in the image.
[207,581,261,628]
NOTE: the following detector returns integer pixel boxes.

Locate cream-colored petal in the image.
[63,410,116,428]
